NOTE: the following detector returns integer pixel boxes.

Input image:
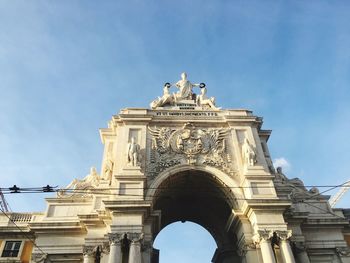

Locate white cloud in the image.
[273,157,291,172]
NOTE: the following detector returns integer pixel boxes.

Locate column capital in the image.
[109,232,126,245]
[293,241,307,253]
[275,230,292,241]
[127,232,144,244]
[237,243,256,256]
[83,245,96,257]
[336,247,350,257]
[31,253,47,263]
[253,229,273,244]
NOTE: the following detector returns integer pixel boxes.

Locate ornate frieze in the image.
[148,123,236,178]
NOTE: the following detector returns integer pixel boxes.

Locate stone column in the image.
[294,242,310,263]
[297,251,311,263]
[276,230,296,263]
[108,233,125,263]
[237,242,258,263]
[83,246,95,263]
[253,230,276,263]
[127,233,144,263]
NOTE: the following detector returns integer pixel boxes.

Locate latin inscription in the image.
[156,111,218,117]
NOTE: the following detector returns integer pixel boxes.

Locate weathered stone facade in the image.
[0,76,349,262]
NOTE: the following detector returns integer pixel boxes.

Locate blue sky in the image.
[1,1,350,262]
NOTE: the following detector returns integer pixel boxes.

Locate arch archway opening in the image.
[151,169,242,263]
[153,221,216,263]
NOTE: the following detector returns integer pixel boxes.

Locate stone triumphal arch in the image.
[27,73,350,263]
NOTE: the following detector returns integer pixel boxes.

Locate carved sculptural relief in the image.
[148,123,236,178]
[150,72,219,110]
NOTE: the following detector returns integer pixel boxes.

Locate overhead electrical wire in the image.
[0,205,47,256]
[1,180,349,221]
[1,183,350,193]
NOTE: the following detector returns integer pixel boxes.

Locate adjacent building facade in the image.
[0,74,349,263]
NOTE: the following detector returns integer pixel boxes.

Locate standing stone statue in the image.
[104,152,114,184]
[242,138,257,166]
[127,137,140,166]
[196,87,219,109]
[174,72,200,101]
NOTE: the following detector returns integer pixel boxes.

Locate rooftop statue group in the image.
[150,72,220,110]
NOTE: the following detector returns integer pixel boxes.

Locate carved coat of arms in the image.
[148,123,236,178]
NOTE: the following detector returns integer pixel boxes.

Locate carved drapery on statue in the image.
[274,166,320,200]
[150,72,219,110]
[148,123,236,178]
[241,138,257,167]
[57,167,101,198]
[127,137,141,167]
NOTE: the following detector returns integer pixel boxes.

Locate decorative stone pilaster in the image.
[127,233,144,263]
[108,233,125,263]
[253,230,276,263]
[275,230,295,263]
[83,246,96,263]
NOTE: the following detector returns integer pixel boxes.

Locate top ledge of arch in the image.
[115,108,256,121]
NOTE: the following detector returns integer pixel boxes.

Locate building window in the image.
[1,241,22,257]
